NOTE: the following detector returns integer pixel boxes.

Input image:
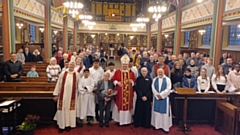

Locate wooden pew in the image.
[0,91,53,97]
[235,110,240,135]
[0,82,55,91]
[20,77,48,82]
[22,72,47,77]
[215,101,238,135]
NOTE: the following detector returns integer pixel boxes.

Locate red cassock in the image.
[111,69,136,111]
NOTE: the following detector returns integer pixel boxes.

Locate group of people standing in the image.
[52,51,173,134]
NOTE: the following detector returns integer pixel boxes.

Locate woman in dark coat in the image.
[134,67,152,128]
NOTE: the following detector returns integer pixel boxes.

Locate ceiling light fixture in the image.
[63,0,84,18]
[53,30,58,35]
[39,28,44,32]
[198,29,206,35]
[16,23,23,29]
[164,34,169,38]
[197,0,203,3]
[91,34,95,38]
[130,36,134,39]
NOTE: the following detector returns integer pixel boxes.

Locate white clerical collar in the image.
[158,75,165,78]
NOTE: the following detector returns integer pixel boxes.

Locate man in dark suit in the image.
[96,72,114,127]
[0,61,4,81]
[23,47,33,62]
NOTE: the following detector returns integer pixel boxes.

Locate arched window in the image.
[87,35,93,44]
[30,25,36,42]
[228,25,240,46]
[184,31,190,45]
[202,26,212,45]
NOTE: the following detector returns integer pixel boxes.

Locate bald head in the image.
[143,51,148,58]
[141,67,148,77]
[157,68,164,77]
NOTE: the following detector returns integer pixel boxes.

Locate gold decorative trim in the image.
[223,11,240,18]
[181,18,213,27]
[14,9,44,21]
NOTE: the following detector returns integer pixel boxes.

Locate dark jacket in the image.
[168,61,175,70]
[32,55,43,62]
[23,52,33,62]
[4,60,24,82]
[96,79,114,101]
[83,56,90,68]
[0,62,4,81]
[59,59,67,69]
[182,75,197,91]
[88,55,93,66]
[140,57,149,67]
[171,69,184,87]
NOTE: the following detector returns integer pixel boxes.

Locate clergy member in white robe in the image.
[53,61,80,134]
[77,68,95,126]
[74,57,85,77]
[151,68,172,133]
[89,59,104,121]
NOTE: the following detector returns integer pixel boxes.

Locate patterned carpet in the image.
[33,123,223,135]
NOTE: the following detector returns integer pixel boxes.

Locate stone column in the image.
[210,0,225,68]
[173,0,182,55]
[157,19,162,53]
[63,17,68,52]
[147,22,151,50]
[2,0,15,61]
[44,0,52,59]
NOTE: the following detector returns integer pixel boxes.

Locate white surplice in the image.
[53,69,80,129]
[112,104,132,125]
[89,66,104,86]
[105,69,116,80]
[74,65,85,78]
[77,76,95,119]
[151,75,172,132]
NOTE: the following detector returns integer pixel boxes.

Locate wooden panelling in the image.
[96,3,102,15]
[131,5,136,16]
[103,3,108,15]
[125,5,131,16]
[91,3,95,14]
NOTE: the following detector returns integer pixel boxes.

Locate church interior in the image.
[0,0,240,135]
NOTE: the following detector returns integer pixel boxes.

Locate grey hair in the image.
[50,57,57,65]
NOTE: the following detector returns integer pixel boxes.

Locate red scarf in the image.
[77,66,82,73]
[58,71,76,110]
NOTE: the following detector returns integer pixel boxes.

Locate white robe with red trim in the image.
[53,70,80,129]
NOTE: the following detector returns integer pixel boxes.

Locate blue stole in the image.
[154,77,167,114]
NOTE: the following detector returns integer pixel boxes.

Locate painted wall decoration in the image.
[14,0,44,18]
[181,0,214,24]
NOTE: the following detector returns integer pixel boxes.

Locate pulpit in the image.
[109,48,115,59]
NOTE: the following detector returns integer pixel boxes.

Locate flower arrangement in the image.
[101,89,118,98]
[106,89,113,95]
[17,114,40,131]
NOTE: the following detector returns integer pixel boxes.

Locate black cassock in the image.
[134,76,152,128]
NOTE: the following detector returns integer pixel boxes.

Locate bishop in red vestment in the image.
[111,54,136,125]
